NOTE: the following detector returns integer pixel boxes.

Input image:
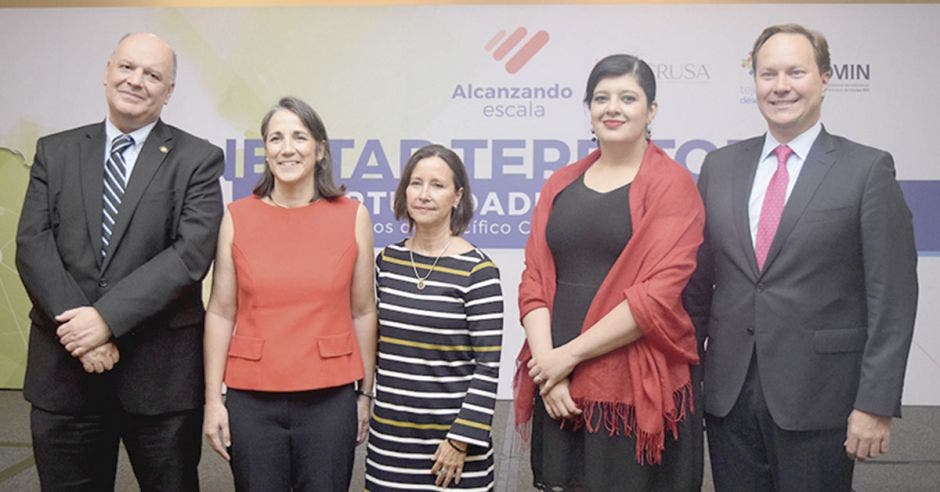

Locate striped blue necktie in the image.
[101,134,133,259]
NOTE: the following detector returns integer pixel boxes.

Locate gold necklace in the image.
[269,195,289,208]
[269,193,313,209]
[409,237,453,290]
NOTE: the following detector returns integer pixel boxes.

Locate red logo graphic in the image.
[484,27,550,74]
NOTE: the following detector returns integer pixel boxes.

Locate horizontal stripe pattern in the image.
[366,241,503,491]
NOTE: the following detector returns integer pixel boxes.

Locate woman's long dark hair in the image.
[252,96,345,200]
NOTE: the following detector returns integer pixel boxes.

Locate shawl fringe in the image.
[563,383,692,465]
[513,353,535,448]
[514,350,694,465]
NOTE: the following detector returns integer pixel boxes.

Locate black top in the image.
[546,174,632,346]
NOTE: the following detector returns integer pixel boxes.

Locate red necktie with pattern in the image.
[754,144,793,270]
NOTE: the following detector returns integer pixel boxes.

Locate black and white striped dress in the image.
[365,241,503,491]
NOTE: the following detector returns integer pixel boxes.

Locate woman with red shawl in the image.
[514,54,705,490]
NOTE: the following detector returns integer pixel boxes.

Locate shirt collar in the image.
[761,121,822,162]
[105,118,158,151]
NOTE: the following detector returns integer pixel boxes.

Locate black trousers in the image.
[30,405,202,492]
[226,385,357,492]
[705,352,854,491]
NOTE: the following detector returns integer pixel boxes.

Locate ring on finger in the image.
[534,375,544,384]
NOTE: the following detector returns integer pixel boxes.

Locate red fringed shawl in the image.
[513,143,704,464]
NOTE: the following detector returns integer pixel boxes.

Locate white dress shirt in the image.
[748,122,822,246]
[104,118,158,184]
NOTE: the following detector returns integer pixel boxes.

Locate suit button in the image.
[746,327,755,335]
[98,279,108,288]
[757,283,765,292]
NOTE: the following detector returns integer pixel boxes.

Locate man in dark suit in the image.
[15,33,223,490]
[684,24,918,490]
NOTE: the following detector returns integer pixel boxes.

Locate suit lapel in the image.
[731,137,764,280]
[101,120,173,271]
[80,123,107,268]
[759,128,837,275]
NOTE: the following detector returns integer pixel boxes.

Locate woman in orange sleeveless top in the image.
[202,97,377,491]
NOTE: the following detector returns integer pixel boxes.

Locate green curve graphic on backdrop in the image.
[0,148,30,388]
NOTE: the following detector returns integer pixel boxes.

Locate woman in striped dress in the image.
[365,144,503,491]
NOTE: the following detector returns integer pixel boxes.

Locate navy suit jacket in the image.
[16,119,224,415]
[684,127,917,430]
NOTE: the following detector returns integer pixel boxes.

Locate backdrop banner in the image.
[1,4,937,401]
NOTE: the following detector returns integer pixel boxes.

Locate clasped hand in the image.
[56,307,118,373]
[78,342,120,373]
[540,379,581,420]
[56,306,112,357]
[527,345,578,395]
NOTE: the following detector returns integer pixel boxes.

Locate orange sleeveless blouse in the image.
[223,195,364,391]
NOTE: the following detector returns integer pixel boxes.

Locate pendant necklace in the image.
[410,237,452,290]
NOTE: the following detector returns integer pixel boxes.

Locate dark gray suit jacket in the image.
[684,127,917,430]
[16,120,224,415]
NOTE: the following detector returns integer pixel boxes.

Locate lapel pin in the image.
[159,145,169,154]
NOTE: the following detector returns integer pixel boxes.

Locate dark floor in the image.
[1,390,937,490]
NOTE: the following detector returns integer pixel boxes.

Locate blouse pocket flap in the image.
[228,335,265,361]
[318,332,354,358]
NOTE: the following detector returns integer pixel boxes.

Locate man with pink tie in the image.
[684,24,918,491]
